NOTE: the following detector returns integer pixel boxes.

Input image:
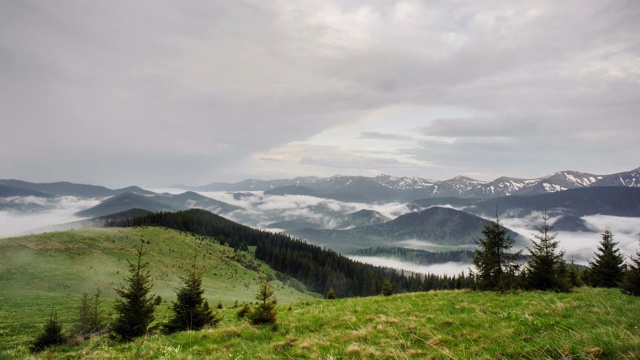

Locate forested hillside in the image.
[108,209,468,297]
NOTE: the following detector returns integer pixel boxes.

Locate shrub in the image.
[31,310,67,352]
[247,277,277,325]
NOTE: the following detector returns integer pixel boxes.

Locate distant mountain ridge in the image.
[75,191,243,218]
[289,206,522,253]
[176,167,640,202]
[0,179,154,198]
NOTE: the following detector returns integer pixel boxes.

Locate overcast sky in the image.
[1,1,639,188]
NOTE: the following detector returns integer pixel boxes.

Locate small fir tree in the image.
[588,230,626,288]
[31,310,67,352]
[326,287,336,300]
[164,245,218,333]
[472,212,521,291]
[566,258,583,288]
[381,278,394,296]
[112,243,156,341]
[73,288,106,337]
[620,241,640,296]
[525,211,570,292]
[248,276,277,325]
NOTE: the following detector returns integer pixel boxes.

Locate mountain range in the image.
[175,167,640,202]
[2,166,640,257]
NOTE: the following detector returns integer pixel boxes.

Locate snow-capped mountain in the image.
[176,167,640,202]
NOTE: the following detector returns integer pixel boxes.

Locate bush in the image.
[247,277,277,325]
[326,288,336,300]
[237,302,251,319]
[31,310,68,352]
[248,302,277,325]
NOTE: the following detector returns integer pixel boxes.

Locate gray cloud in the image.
[1,1,639,186]
[360,132,413,141]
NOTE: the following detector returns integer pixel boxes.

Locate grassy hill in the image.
[4,288,640,359]
[0,227,317,353]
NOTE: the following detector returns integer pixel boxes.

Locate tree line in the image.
[105,209,463,297]
[472,210,640,295]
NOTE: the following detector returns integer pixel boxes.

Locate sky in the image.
[1,0,639,188]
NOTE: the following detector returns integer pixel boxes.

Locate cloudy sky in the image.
[2,0,639,188]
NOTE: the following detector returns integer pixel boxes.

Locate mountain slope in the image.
[0,184,53,198]
[74,191,244,218]
[290,206,522,253]
[468,186,640,218]
[75,192,178,218]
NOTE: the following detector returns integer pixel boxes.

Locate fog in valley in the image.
[0,196,100,237]
[2,191,639,276]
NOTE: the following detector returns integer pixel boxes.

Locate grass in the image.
[2,228,640,359]
[4,289,640,359]
[0,227,317,353]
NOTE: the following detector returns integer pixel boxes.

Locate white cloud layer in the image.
[1,1,639,187]
[348,256,472,277]
[0,197,100,237]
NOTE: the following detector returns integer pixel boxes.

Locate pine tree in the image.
[588,230,626,288]
[112,243,156,341]
[73,288,106,337]
[472,212,521,291]
[566,258,583,288]
[620,241,640,296]
[525,211,570,292]
[248,276,277,325]
[164,244,218,333]
[31,309,67,352]
[381,278,394,296]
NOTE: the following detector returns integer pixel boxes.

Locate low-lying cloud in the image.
[192,191,414,229]
[0,196,101,237]
[502,213,640,265]
[348,256,472,277]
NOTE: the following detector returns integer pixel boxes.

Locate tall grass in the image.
[4,288,638,359]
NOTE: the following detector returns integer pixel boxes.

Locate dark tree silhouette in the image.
[620,241,640,296]
[525,211,570,292]
[473,212,521,291]
[588,230,626,288]
[112,243,156,341]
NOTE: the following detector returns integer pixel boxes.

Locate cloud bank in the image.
[1,1,639,187]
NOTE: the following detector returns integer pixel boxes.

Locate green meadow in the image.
[0,227,316,353]
[1,228,640,359]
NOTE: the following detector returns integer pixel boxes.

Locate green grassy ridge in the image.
[5,288,640,359]
[0,228,317,351]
